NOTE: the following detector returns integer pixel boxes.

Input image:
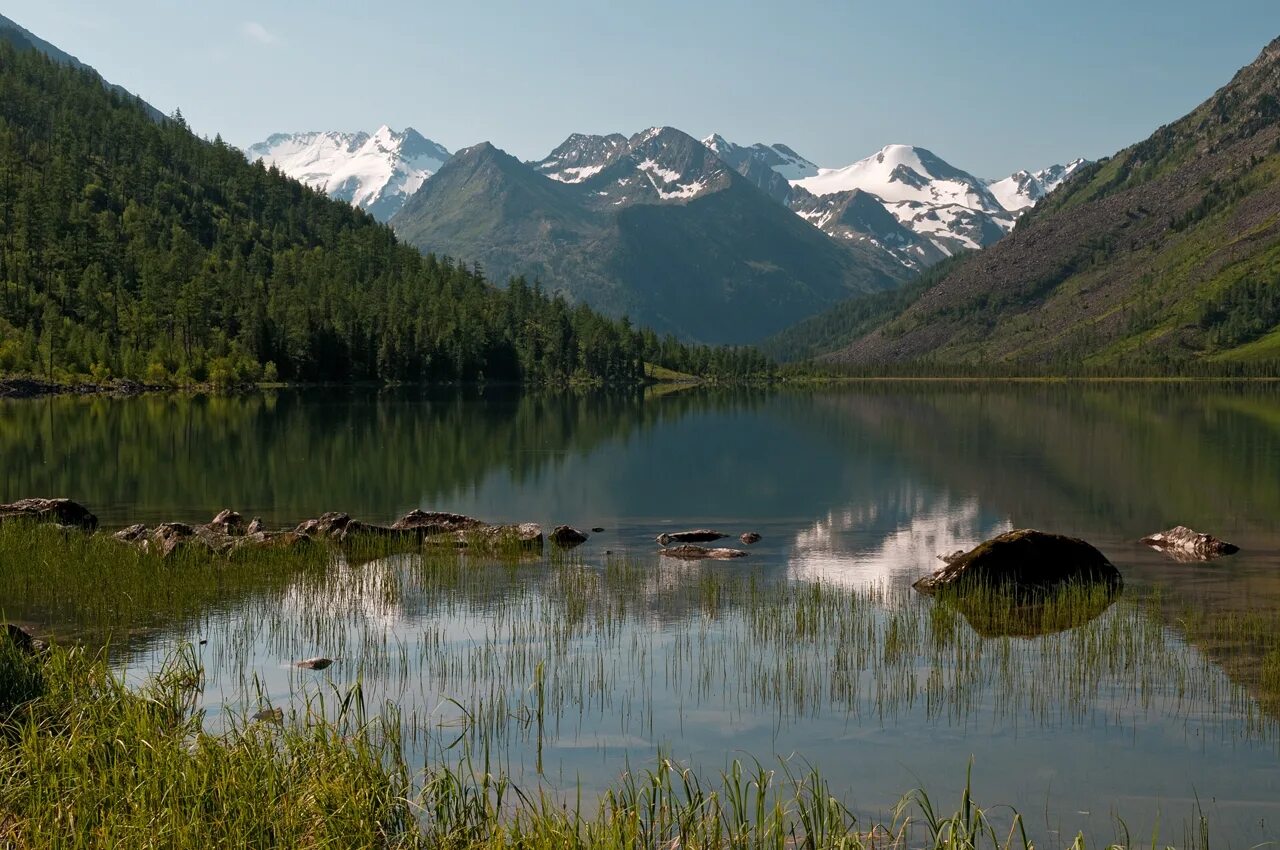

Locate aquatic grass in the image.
[0,640,1187,848]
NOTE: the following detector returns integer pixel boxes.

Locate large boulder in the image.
[1140,526,1239,561]
[0,498,98,531]
[914,529,1120,595]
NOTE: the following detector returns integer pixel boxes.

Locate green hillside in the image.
[819,36,1280,373]
[0,41,767,385]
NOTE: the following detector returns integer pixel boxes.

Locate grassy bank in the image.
[0,638,1217,849]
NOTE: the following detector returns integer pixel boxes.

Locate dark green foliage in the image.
[0,43,764,385]
[756,256,966,362]
[1198,270,1280,349]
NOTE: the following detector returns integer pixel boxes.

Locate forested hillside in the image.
[0,43,768,385]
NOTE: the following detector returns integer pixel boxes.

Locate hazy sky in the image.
[6,1,1277,176]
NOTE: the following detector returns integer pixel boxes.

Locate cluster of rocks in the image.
[0,498,585,560]
[655,528,762,560]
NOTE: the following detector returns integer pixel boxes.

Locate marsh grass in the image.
[1,523,1277,847]
[0,642,1172,848]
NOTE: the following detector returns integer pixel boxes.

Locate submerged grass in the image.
[1,523,1277,846]
[0,640,1213,849]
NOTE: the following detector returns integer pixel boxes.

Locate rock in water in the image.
[0,498,98,530]
[740,532,762,545]
[913,529,1120,594]
[3,623,45,653]
[295,657,335,670]
[660,545,749,560]
[591,527,605,533]
[207,509,245,535]
[1140,526,1239,561]
[656,529,728,546]
[550,526,589,547]
[391,509,485,535]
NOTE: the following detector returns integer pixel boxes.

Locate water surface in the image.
[4,384,1280,846]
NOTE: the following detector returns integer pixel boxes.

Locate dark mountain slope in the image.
[828,36,1280,369]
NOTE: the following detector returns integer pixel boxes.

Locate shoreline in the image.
[5,374,1280,400]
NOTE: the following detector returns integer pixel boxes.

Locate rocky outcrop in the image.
[0,498,98,530]
[660,545,749,560]
[1140,526,1239,561]
[914,529,1120,594]
[739,532,762,545]
[550,526,589,548]
[657,529,728,546]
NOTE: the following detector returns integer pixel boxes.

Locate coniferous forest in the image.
[0,43,771,386]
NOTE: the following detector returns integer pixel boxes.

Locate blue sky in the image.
[6,1,1278,176]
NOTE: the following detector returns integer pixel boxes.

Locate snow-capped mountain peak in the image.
[793,144,1006,215]
[986,157,1090,211]
[244,127,450,221]
[530,132,628,183]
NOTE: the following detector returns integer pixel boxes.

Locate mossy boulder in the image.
[914,529,1120,595]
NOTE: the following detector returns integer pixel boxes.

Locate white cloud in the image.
[242,21,278,46]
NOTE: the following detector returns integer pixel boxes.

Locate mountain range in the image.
[806,36,1280,369]
[245,124,1085,340]
[248,126,1081,273]
[391,127,902,343]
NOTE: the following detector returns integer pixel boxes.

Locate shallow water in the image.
[5,383,1280,846]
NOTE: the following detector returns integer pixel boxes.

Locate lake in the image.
[4,383,1280,846]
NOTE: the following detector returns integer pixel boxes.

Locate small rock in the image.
[245,517,264,535]
[295,657,335,670]
[252,707,284,724]
[207,509,245,535]
[591,527,605,533]
[660,545,749,560]
[740,532,762,545]
[112,523,149,543]
[1140,526,1239,561]
[656,529,728,546]
[550,525,590,548]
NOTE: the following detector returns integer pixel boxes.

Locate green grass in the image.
[0,638,1213,849]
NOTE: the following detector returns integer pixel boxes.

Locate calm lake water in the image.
[5,383,1280,846]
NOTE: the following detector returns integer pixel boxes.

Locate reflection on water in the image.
[6,383,1280,845]
[789,494,1012,587]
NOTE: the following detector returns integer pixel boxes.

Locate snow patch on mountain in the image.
[244,126,450,221]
